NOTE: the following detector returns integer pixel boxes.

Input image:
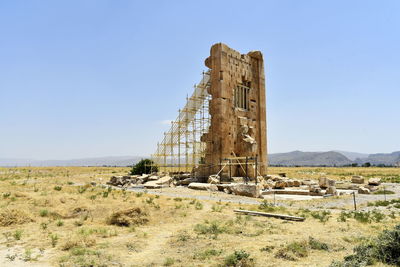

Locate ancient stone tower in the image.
[153,43,267,179]
[199,43,268,178]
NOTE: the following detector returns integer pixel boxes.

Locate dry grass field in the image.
[0,166,399,267]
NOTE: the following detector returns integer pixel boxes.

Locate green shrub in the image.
[13,230,22,240]
[258,200,277,212]
[353,211,371,223]
[211,204,223,212]
[310,210,331,223]
[260,245,274,252]
[371,210,385,223]
[330,224,400,266]
[275,241,308,261]
[194,220,226,238]
[224,250,254,266]
[309,237,329,251]
[163,257,175,266]
[337,211,352,222]
[50,233,58,247]
[54,186,62,191]
[194,201,203,210]
[77,186,87,194]
[39,209,49,217]
[130,159,158,175]
[194,249,222,260]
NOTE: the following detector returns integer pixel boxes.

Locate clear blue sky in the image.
[1,0,399,160]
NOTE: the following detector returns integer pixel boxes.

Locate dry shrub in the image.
[0,209,34,227]
[108,207,148,227]
[64,207,90,219]
[14,192,28,198]
[61,235,96,251]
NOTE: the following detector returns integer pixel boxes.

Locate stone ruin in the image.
[198,43,268,179]
[106,44,384,199]
[107,172,383,199]
[151,43,268,182]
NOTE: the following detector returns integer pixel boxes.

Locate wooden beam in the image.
[233,209,305,222]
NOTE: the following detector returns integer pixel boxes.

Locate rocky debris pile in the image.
[345,176,382,194]
[107,173,173,188]
[107,175,140,187]
[107,173,196,189]
[318,177,337,196]
[262,175,304,190]
[174,173,199,186]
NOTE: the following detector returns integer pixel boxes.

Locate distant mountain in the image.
[269,151,353,166]
[334,150,369,161]
[2,151,399,167]
[0,156,143,167]
[269,150,400,166]
[355,151,400,166]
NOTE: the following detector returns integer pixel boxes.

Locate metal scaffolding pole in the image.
[151,70,211,173]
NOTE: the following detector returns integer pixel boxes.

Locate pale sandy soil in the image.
[0,167,399,267]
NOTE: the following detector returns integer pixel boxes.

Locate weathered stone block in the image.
[352,176,364,184]
[231,184,262,198]
[319,177,335,189]
[368,178,381,186]
[326,186,337,196]
[358,186,370,194]
[188,183,218,191]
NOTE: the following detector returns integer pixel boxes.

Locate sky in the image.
[0,0,399,160]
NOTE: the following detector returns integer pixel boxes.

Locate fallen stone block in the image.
[368,178,381,186]
[188,183,218,191]
[156,176,172,186]
[358,186,370,194]
[352,176,364,184]
[326,186,337,196]
[231,184,262,198]
[273,181,286,189]
[216,184,232,193]
[365,184,378,192]
[302,180,318,186]
[136,174,150,184]
[286,180,294,187]
[143,181,162,189]
[319,177,336,189]
[309,185,322,194]
[266,175,283,181]
[293,180,301,187]
[147,175,160,181]
[179,177,198,185]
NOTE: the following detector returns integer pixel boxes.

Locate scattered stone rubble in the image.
[106,172,385,198]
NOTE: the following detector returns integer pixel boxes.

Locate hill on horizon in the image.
[0,156,143,167]
[1,151,399,167]
[269,151,353,166]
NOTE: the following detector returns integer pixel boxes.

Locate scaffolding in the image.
[151,71,212,173]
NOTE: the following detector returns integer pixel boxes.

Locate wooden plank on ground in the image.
[233,209,305,222]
